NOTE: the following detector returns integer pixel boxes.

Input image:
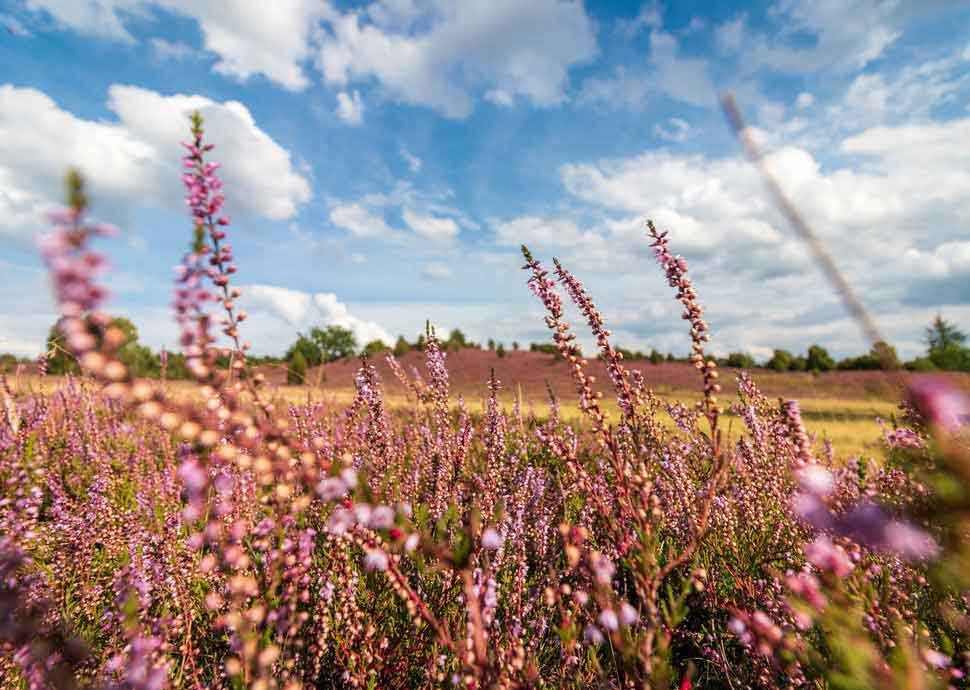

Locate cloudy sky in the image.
[1,0,969,361]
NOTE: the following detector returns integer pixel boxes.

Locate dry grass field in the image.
[10,348,956,460]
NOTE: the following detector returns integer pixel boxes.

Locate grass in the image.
[5,373,898,460]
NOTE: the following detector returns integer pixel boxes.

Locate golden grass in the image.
[6,374,896,461]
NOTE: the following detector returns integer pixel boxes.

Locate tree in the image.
[285,335,323,368]
[924,315,970,371]
[487,338,495,351]
[446,329,468,351]
[287,349,307,385]
[496,343,506,358]
[806,345,835,372]
[45,316,157,377]
[870,341,900,370]
[393,336,410,357]
[649,349,664,365]
[511,341,519,351]
[925,314,966,352]
[310,326,357,362]
[361,339,389,358]
[765,349,793,372]
[723,352,756,369]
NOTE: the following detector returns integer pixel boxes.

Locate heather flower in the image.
[620,602,639,626]
[598,608,619,632]
[369,505,395,530]
[804,536,854,577]
[481,528,502,550]
[908,378,968,434]
[591,553,615,585]
[797,465,834,497]
[583,624,604,645]
[364,549,389,572]
[316,477,347,501]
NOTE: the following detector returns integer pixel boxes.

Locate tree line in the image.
[2,314,968,381]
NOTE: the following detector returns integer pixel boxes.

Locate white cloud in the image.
[0,84,311,239]
[729,0,902,74]
[149,37,195,60]
[539,114,970,357]
[335,89,365,125]
[329,203,396,238]
[26,0,327,90]
[399,146,422,172]
[242,284,392,346]
[420,262,453,281]
[795,92,815,109]
[580,25,715,109]
[402,208,458,241]
[316,0,597,118]
[653,117,691,142]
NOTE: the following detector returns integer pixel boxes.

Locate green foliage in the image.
[46,316,160,377]
[287,349,308,385]
[285,335,323,369]
[765,348,794,371]
[722,352,756,369]
[806,344,835,372]
[838,341,901,370]
[393,335,410,357]
[496,343,506,358]
[0,353,29,373]
[649,349,664,365]
[445,329,469,351]
[924,315,970,371]
[361,339,389,358]
[310,325,357,363]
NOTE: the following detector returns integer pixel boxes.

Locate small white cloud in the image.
[795,92,814,109]
[653,117,691,142]
[149,37,195,61]
[420,262,453,281]
[335,90,365,125]
[402,208,458,241]
[329,203,395,238]
[242,284,391,346]
[399,145,422,173]
[485,89,515,107]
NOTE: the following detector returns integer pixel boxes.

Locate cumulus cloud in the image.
[242,284,392,346]
[420,262,453,281]
[402,208,458,241]
[494,112,970,358]
[716,0,902,74]
[579,24,715,109]
[149,37,195,61]
[329,203,396,238]
[653,117,691,142]
[316,0,598,118]
[0,84,311,239]
[328,180,476,243]
[26,0,326,89]
[335,89,365,124]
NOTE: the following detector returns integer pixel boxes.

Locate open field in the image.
[11,349,963,459]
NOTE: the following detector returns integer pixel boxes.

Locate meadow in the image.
[2,113,970,690]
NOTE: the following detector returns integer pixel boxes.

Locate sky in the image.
[1,0,969,362]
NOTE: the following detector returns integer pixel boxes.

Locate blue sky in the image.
[1,0,969,361]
